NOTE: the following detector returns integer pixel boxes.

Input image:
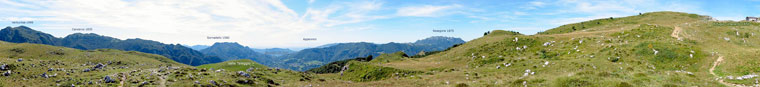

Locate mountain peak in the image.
[5,26,38,32]
[201,42,271,62]
[211,42,247,48]
[413,36,465,45]
[0,26,60,45]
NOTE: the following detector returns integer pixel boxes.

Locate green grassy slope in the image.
[3,11,758,87]
[0,41,316,87]
[537,11,708,35]
[0,41,187,86]
[184,59,315,87]
[285,11,760,87]
[197,59,268,71]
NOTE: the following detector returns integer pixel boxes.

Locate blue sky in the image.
[1,0,759,50]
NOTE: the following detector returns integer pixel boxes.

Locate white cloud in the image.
[531,1,546,7]
[521,1,547,10]
[396,4,462,17]
[0,0,394,48]
[304,1,388,27]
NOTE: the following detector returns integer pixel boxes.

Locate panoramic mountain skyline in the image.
[0,26,224,66]
[1,0,760,86]
[2,0,758,50]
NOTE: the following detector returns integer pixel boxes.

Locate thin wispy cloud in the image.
[521,1,546,10]
[304,0,388,27]
[396,4,463,17]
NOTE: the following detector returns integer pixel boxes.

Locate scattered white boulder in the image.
[523,69,534,77]
[653,49,659,55]
[514,37,519,42]
[727,74,759,80]
[542,61,549,67]
[675,70,694,75]
[523,69,531,76]
[736,31,740,36]
[724,37,731,41]
[3,70,10,76]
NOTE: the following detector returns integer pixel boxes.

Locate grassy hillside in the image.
[197,59,268,71]
[0,41,317,87]
[537,11,708,35]
[283,11,760,87]
[0,41,187,86]
[189,59,315,87]
[0,27,224,66]
[3,11,759,87]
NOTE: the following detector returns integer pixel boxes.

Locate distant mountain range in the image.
[273,36,465,71]
[187,36,464,71]
[185,44,296,57]
[199,42,273,63]
[0,26,223,66]
[0,26,465,71]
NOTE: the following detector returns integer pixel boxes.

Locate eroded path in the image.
[709,56,723,76]
[710,56,755,87]
[671,26,682,39]
[154,69,167,87]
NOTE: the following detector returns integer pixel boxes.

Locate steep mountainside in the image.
[200,42,272,62]
[0,28,223,66]
[0,26,60,45]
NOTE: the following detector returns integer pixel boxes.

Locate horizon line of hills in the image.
[0,26,465,71]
